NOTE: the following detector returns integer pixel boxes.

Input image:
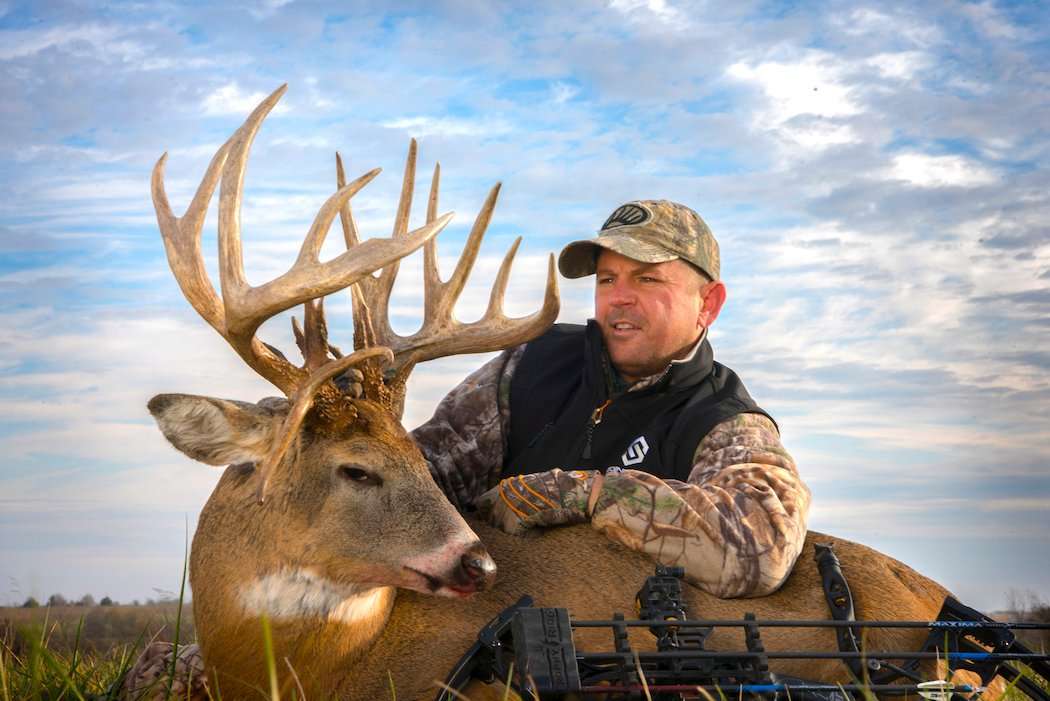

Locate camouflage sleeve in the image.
[590,413,810,598]
[411,345,525,509]
[121,642,208,701]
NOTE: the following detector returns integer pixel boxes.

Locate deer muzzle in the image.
[403,540,497,598]
[457,542,497,592]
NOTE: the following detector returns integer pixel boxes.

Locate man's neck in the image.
[611,328,708,390]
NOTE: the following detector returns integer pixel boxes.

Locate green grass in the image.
[1,617,139,700]
[1,600,196,699]
[1,603,196,657]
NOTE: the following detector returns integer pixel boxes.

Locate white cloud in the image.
[14,143,137,164]
[35,176,149,202]
[303,74,335,109]
[137,55,226,71]
[834,8,942,46]
[886,153,997,188]
[728,54,860,120]
[726,52,861,151]
[202,82,288,117]
[607,0,686,27]
[550,81,579,105]
[960,1,1026,40]
[270,134,333,148]
[380,116,512,139]
[0,23,142,61]
[2,458,219,514]
[865,51,929,80]
[169,142,229,160]
[811,498,1048,539]
[249,0,295,20]
[980,498,1050,512]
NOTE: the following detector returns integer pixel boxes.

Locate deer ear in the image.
[148,394,280,466]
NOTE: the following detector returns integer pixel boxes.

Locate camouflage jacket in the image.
[412,344,810,598]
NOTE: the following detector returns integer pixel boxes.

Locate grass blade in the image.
[166,518,192,700]
[260,614,280,701]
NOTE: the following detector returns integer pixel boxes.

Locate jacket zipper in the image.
[582,399,612,461]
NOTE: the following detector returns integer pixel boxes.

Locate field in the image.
[0,602,195,699]
[1,600,1046,700]
[2,603,195,655]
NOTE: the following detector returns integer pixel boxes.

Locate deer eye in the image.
[337,465,382,487]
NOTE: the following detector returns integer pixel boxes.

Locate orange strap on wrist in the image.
[516,475,558,510]
[497,480,530,520]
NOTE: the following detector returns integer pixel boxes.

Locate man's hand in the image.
[475,469,605,535]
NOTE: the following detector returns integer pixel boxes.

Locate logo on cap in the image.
[601,203,651,231]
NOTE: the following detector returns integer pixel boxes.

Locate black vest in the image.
[505,322,772,481]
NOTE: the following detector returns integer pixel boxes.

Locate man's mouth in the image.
[608,320,642,334]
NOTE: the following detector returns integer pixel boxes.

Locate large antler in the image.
[151,85,451,498]
[152,85,451,394]
[335,144,560,416]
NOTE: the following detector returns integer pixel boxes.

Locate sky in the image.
[0,0,1047,613]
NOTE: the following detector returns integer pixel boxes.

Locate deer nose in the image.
[460,543,497,589]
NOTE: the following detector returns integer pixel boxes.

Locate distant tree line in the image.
[20,594,152,608]
[1008,590,1050,650]
[3,598,195,654]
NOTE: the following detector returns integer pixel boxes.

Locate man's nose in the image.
[609,281,636,305]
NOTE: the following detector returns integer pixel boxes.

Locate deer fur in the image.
[151,392,958,701]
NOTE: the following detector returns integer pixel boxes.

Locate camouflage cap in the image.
[558,200,720,281]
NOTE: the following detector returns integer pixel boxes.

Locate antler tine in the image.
[375,173,559,371]
[393,139,417,239]
[425,183,499,327]
[209,85,450,392]
[395,250,559,365]
[151,141,230,334]
[422,163,442,301]
[156,85,447,402]
[426,163,440,224]
[218,85,286,298]
[329,141,558,415]
[364,140,418,344]
[335,152,375,351]
[335,152,361,248]
[291,299,331,371]
[485,236,522,318]
[295,169,382,267]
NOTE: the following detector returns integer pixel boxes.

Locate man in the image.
[412,200,809,598]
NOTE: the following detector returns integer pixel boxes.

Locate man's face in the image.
[594,250,717,383]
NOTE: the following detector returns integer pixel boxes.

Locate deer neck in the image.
[193,559,398,692]
[240,567,396,660]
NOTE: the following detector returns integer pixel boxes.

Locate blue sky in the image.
[1,0,1047,612]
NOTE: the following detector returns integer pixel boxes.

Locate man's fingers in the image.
[587,470,606,516]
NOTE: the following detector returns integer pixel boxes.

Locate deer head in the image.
[148,85,558,626]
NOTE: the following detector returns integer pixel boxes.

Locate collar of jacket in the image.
[585,319,715,397]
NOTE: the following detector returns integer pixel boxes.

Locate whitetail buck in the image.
[146,86,979,700]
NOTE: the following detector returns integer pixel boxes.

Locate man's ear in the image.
[148,393,281,466]
[698,281,727,329]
